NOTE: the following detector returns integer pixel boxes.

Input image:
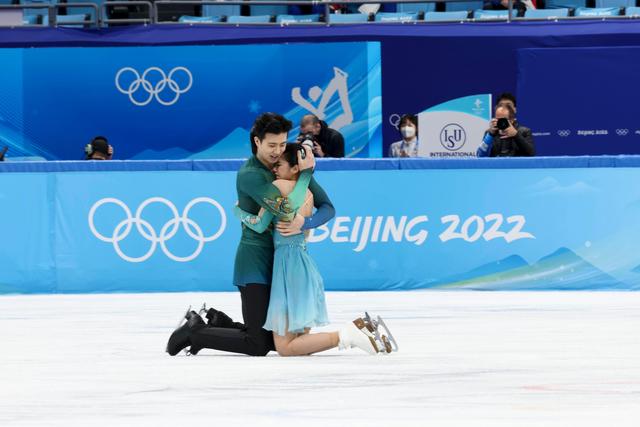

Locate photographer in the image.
[85,136,113,160]
[299,114,345,158]
[477,104,535,157]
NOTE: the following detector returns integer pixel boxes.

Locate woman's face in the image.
[274,159,299,180]
[400,121,417,140]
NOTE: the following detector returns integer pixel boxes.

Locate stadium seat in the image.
[374,11,419,22]
[202,3,240,19]
[544,0,587,9]
[445,1,483,12]
[22,14,38,24]
[424,11,469,21]
[626,6,640,15]
[178,15,223,23]
[473,9,513,19]
[574,6,621,15]
[20,0,54,25]
[328,12,370,23]
[276,14,321,24]
[226,15,272,23]
[250,0,288,17]
[524,8,570,18]
[396,2,435,14]
[595,0,634,7]
[56,13,90,26]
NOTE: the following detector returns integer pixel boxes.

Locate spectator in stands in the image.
[85,136,113,160]
[477,104,535,157]
[388,114,420,158]
[299,114,345,158]
[483,0,528,17]
[496,92,517,113]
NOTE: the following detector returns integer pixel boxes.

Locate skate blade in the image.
[174,305,192,330]
[198,303,208,317]
[376,316,398,352]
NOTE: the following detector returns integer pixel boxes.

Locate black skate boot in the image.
[205,307,244,329]
[166,310,205,356]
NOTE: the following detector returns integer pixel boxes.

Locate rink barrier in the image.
[1,156,640,294]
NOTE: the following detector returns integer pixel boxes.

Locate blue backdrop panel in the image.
[3,23,640,158]
[1,158,640,294]
[517,46,640,155]
[0,42,381,160]
[0,173,55,293]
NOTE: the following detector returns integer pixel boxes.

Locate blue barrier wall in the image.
[2,157,640,294]
[2,22,640,159]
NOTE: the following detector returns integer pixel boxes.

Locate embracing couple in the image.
[166,113,395,357]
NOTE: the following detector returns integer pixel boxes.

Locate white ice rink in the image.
[1,291,639,427]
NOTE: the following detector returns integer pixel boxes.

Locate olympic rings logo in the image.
[88,197,226,263]
[115,67,193,107]
[616,129,629,136]
[557,130,571,137]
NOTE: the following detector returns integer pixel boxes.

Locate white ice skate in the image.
[364,312,399,354]
[338,317,380,355]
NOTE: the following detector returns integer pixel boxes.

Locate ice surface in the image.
[1,291,639,426]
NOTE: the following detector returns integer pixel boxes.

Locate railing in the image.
[0,3,100,27]
[1,0,639,28]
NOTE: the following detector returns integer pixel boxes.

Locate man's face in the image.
[495,107,510,120]
[497,99,516,113]
[301,122,321,136]
[254,132,287,166]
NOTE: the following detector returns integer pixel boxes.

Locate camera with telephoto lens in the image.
[496,118,510,131]
[296,133,316,159]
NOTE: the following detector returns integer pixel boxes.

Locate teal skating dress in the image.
[234,205,329,336]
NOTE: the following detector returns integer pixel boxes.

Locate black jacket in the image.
[488,123,535,157]
[316,121,345,158]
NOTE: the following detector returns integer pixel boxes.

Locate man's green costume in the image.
[233,155,331,286]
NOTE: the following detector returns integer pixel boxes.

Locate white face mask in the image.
[400,126,416,139]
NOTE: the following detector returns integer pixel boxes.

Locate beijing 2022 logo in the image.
[88,197,226,263]
[440,123,466,151]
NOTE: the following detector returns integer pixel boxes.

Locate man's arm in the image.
[514,127,535,156]
[330,131,345,158]
[303,177,335,230]
[234,205,274,234]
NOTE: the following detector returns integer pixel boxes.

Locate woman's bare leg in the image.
[273,330,339,357]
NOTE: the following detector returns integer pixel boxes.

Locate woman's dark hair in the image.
[279,143,300,168]
[399,114,418,136]
[249,112,293,154]
[399,114,418,129]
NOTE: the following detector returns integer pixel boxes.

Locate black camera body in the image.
[297,133,316,159]
[496,118,510,131]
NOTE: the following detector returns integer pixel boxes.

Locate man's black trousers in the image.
[190,284,275,356]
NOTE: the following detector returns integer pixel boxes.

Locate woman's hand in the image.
[297,145,316,171]
[276,213,305,236]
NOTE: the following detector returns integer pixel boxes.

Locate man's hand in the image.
[276,213,305,236]
[500,123,518,139]
[297,145,316,171]
[107,145,114,160]
[488,118,498,135]
[312,141,325,158]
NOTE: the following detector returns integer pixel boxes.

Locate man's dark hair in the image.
[249,112,293,154]
[89,136,109,157]
[399,114,418,129]
[496,92,517,108]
